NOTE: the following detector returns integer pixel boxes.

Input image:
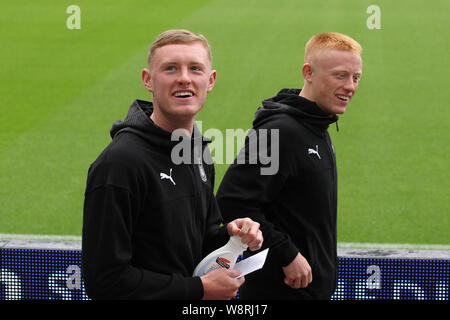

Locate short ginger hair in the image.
[304,32,362,64]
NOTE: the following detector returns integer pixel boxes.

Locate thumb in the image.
[227,221,241,236]
[228,269,243,278]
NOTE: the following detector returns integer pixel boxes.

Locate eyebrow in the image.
[332,69,362,76]
[160,60,207,69]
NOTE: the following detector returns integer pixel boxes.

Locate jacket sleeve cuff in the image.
[274,240,299,267]
[187,276,205,300]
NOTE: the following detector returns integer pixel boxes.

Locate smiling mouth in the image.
[173,91,194,98]
[336,94,350,102]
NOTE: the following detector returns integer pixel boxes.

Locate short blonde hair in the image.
[304,32,362,64]
[147,29,212,67]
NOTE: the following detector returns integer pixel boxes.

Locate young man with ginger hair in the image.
[217,32,362,299]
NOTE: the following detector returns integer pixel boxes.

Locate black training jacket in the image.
[82,99,228,299]
[217,89,339,299]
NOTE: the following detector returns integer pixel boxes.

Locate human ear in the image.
[301,63,313,83]
[207,69,217,93]
[142,68,153,92]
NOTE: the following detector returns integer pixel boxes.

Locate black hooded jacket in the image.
[217,89,339,299]
[82,99,229,299]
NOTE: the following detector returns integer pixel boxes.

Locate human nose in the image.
[177,67,191,85]
[343,77,356,93]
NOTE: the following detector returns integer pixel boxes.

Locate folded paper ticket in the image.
[233,248,269,278]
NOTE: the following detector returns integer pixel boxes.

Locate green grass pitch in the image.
[0,0,448,245]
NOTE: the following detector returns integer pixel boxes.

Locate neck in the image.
[299,86,335,118]
[150,110,195,136]
[299,85,312,101]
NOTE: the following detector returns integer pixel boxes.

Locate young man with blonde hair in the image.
[217,32,363,299]
[82,29,263,300]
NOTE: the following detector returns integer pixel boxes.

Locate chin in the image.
[332,104,348,115]
[173,105,202,118]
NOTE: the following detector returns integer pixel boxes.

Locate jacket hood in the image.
[110,99,209,150]
[254,89,338,131]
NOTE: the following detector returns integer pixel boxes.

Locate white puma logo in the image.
[160,168,176,185]
[308,145,321,159]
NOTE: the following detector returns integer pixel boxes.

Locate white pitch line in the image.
[0,234,449,251]
[0,233,81,242]
[338,242,450,251]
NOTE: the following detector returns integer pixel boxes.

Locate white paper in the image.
[233,248,269,278]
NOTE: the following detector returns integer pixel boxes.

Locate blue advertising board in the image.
[0,246,448,300]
